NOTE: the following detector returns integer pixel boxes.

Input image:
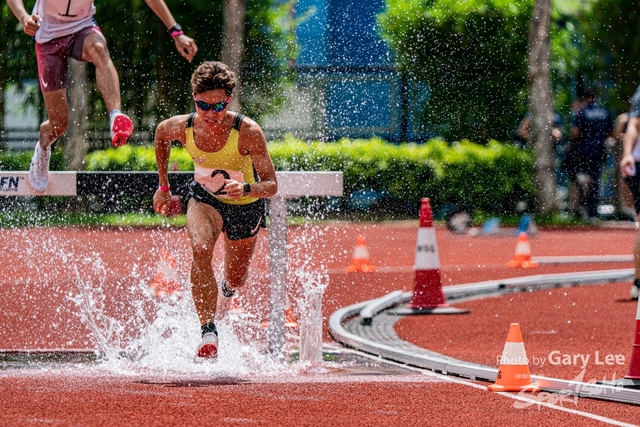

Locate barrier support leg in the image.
[268,195,287,360]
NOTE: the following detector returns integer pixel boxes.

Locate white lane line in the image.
[332,347,636,427]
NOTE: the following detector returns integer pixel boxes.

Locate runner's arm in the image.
[144,0,198,62]
[612,114,628,143]
[227,120,278,200]
[153,116,186,215]
[621,117,640,177]
[6,0,40,36]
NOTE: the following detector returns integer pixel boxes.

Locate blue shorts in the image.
[187,180,266,240]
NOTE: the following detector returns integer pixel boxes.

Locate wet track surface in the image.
[1,224,640,425]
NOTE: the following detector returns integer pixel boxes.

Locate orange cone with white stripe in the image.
[507,232,538,268]
[388,198,468,315]
[624,301,640,380]
[262,294,298,328]
[346,235,377,273]
[488,323,539,392]
[228,294,245,315]
[285,294,299,328]
[408,198,447,309]
[148,249,182,298]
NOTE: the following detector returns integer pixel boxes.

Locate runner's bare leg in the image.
[39,89,69,151]
[186,199,223,325]
[224,234,258,291]
[81,32,121,113]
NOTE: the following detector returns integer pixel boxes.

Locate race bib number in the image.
[44,0,93,21]
[194,166,245,199]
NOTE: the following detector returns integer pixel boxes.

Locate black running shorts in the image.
[187,180,266,240]
[624,162,640,214]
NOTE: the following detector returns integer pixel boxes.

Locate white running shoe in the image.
[196,333,219,359]
[631,285,639,301]
[29,142,51,192]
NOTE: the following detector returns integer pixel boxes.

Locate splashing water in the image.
[70,262,287,376]
[285,221,332,369]
[297,269,329,364]
[70,259,124,361]
[2,226,341,377]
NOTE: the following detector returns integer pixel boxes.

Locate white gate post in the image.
[267,195,288,358]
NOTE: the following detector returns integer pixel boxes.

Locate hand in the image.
[621,154,636,177]
[153,188,172,216]
[21,14,41,37]
[173,34,197,62]
[223,179,245,200]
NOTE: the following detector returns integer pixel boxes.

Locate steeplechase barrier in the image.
[0,170,344,359]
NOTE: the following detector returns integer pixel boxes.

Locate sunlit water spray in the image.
[70,263,287,376]
[286,209,333,369]
[1,203,347,377]
[297,269,329,363]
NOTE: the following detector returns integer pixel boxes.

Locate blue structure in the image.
[291,0,431,142]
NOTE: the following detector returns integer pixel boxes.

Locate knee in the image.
[86,41,111,65]
[225,269,248,290]
[191,242,213,269]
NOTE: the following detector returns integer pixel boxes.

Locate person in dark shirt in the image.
[566,87,614,220]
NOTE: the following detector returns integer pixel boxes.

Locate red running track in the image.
[1,223,639,425]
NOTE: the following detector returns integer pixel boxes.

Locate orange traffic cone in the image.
[488,323,539,392]
[346,235,377,273]
[598,301,640,388]
[262,294,299,328]
[507,232,538,268]
[148,249,182,298]
[625,300,640,380]
[285,294,299,328]
[389,198,468,315]
[228,294,246,315]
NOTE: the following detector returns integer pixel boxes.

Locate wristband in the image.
[159,185,170,192]
[169,23,183,38]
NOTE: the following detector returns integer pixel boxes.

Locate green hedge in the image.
[83,136,535,215]
[0,149,65,171]
[84,144,194,172]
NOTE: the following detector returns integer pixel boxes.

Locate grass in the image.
[0,202,620,229]
[0,210,186,228]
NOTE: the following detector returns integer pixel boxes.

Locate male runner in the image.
[153,61,278,359]
[6,0,198,191]
[620,84,640,300]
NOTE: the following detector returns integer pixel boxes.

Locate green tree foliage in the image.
[577,0,640,113]
[1,1,39,82]
[1,0,41,135]
[84,136,535,215]
[242,0,298,120]
[87,0,224,133]
[378,0,533,143]
[546,1,597,118]
[1,0,293,144]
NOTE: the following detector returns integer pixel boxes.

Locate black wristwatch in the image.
[169,23,182,34]
[243,182,251,196]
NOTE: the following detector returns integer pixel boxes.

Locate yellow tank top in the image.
[185,113,258,205]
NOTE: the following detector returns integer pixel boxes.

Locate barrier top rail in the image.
[0,171,343,198]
